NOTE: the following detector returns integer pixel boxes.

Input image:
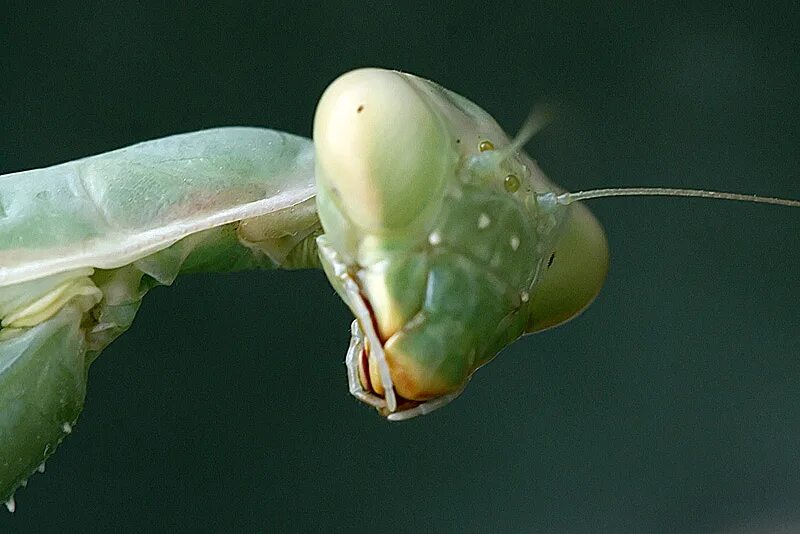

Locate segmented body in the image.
[0,128,320,502]
[1,69,609,507]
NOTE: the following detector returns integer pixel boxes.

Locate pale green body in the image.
[314,70,607,410]
[0,128,320,503]
[0,70,606,505]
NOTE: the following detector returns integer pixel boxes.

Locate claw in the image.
[345,320,386,409]
[340,276,398,412]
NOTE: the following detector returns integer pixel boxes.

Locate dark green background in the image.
[2,3,799,532]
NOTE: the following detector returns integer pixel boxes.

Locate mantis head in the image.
[313,68,608,420]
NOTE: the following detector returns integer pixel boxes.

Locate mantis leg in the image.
[0,302,89,505]
[385,384,468,421]
[345,320,387,409]
[0,222,321,505]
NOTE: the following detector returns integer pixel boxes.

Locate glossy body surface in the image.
[2,5,798,529]
[0,68,609,501]
[314,69,607,413]
[0,128,319,503]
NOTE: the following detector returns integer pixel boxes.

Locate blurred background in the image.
[1,2,799,532]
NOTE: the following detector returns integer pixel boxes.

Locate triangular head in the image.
[313,69,609,419]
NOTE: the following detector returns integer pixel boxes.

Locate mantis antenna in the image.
[552,188,800,208]
[505,107,800,209]
[497,104,555,164]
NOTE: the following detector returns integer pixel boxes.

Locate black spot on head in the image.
[456,138,461,144]
[357,105,364,113]
[547,252,556,268]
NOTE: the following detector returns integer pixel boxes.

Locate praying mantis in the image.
[1,68,797,511]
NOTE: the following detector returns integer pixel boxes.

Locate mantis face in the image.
[314,69,608,419]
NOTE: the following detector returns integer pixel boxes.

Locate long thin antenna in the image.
[555,187,800,208]
[500,104,555,161]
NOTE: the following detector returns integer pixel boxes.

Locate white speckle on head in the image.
[510,235,520,251]
[447,185,463,199]
[405,311,427,330]
[5,496,15,513]
[20,479,27,488]
[520,291,530,303]
[62,422,72,434]
[37,462,46,474]
[477,213,491,229]
[428,231,442,246]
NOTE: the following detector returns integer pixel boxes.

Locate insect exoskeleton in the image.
[0,127,319,504]
[313,68,609,418]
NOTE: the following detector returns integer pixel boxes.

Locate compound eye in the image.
[314,68,452,232]
[526,203,609,332]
